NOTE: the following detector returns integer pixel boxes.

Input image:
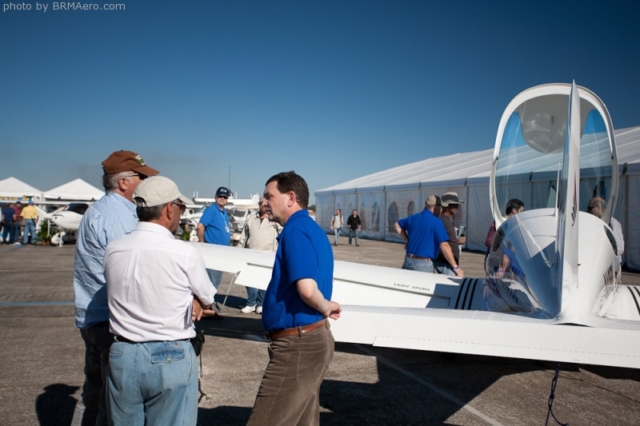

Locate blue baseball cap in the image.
[216,187,230,197]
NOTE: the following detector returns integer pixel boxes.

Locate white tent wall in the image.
[467,182,492,252]
[316,193,336,231]
[357,188,385,240]
[384,185,422,243]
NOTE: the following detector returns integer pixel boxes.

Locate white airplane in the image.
[46,202,89,245]
[192,82,640,369]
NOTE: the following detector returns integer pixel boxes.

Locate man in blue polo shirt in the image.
[247,171,341,426]
[395,195,464,277]
[197,186,231,291]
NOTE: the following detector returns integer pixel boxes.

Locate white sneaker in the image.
[241,305,256,314]
[256,306,263,314]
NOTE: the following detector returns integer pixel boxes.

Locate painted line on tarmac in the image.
[355,344,505,426]
[0,301,74,307]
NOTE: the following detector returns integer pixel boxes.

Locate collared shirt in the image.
[104,222,215,341]
[238,212,281,251]
[21,205,38,220]
[397,208,449,259]
[262,210,333,332]
[199,203,231,245]
[610,217,625,258]
[1,207,15,223]
[74,192,138,328]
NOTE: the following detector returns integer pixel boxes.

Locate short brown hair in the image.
[266,171,309,210]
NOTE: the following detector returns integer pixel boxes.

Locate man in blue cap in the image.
[197,187,231,301]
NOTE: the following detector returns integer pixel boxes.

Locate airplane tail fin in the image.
[556,81,581,311]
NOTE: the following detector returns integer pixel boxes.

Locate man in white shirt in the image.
[104,176,215,426]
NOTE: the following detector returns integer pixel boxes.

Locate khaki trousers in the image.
[248,322,334,426]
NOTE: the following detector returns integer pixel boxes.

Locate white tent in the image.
[43,178,104,201]
[316,126,640,270]
[0,177,43,202]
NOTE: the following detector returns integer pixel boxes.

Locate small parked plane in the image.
[193,82,640,369]
[46,203,89,245]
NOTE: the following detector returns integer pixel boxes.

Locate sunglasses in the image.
[122,173,147,180]
[217,196,228,199]
[171,201,186,213]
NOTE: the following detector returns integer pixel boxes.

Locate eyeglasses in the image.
[121,173,147,180]
[171,201,186,213]
[217,196,228,199]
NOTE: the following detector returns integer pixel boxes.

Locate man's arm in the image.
[196,223,205,243]
[395,222,408,242]
[297,278,341,320]
[439,242,464,277]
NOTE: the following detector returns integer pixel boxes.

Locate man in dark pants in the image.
[247,171,342,426]
[347,209,361,246]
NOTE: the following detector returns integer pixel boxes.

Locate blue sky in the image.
[1,0,639,203]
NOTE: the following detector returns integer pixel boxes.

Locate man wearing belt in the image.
[394,195,464,277]
[247,171,342,426]
[104,176,215,426]
[72,150,158,426]
[20,199,39,245]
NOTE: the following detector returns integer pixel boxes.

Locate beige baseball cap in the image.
[133,176,190,207]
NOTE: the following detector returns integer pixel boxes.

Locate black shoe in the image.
[356,244,359,246]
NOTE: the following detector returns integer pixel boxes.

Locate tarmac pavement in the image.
[1,238,639,425]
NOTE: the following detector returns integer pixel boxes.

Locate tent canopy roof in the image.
[44,178,104,201]
[0,177,42,198]
[317,126,640,194]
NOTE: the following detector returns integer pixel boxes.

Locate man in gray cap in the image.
[434,192,466,276]
[197,186,231,296]
[72,150,158,426]
[104,176,215,425]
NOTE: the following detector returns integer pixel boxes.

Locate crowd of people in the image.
[3,149,625,426]
[68,150,340,426]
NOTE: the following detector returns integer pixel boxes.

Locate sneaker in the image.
[241,305,256,314]
[256,306,263,314]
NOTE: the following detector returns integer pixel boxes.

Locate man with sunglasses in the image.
[197,186,231,294]
[104,176,214,426]
[72,150,158,426]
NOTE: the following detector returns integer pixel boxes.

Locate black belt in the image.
[406,253,432,260]
[115,335,188,344]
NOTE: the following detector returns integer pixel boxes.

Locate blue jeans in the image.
[206,269,222,290]
[2,222,15,243]
[22,219,36,244]
[348,229,359,245]
[71,322,113,426]
[433,260,456,276]
[333,228,341,244]
[107,340,198,426]
[247,286,265,307]
[401,256,434,273]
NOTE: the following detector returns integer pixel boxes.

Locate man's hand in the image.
[297,278,341,320]
[192,297,214,321]
[454,267,464,278]
[325,301,342,320]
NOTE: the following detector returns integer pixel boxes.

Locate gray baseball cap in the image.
[134,176,190,207]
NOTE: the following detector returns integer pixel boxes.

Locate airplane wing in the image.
[330,305,640,369]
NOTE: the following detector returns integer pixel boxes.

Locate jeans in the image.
[247,322,334,426]
[206,268,222,290]
[247,286,265,307]
[2,222,15,243]
[71,322,113,426]
[333,228,341,244]
[401,256,434,273]
[433,260,456,276]
[22,219,36,244]
[348,228,359,245]
[107,340,198,426]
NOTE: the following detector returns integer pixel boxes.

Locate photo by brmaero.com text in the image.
[3,2,125,12]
